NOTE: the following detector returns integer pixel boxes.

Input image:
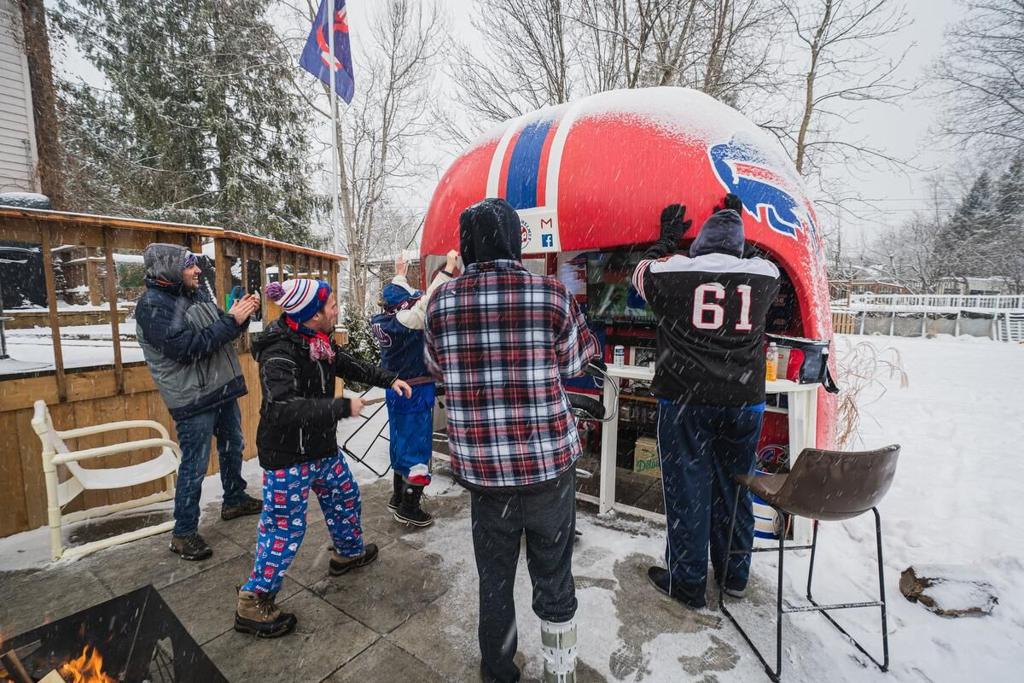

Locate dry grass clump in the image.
[834,339,909,448]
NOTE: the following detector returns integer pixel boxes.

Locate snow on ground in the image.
[1,336,1022,680]
[6,322,138,340]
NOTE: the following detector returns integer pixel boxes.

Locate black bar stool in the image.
[720,444,901,681]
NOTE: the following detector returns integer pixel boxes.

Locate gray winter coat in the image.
[135,243,248,421]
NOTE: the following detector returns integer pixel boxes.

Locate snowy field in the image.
[1,334,1022,681]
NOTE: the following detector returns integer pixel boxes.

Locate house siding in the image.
[0,0,39,193]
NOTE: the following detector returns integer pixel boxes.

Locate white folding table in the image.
[576,364,820,544]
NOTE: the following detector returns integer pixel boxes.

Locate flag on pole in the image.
[299,0,354,103]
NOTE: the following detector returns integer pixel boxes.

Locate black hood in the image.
[459,198,522,266]
[689,209,745,258]
[143,243,188,283]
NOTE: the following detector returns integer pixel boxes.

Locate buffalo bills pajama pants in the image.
[242,451,364,594]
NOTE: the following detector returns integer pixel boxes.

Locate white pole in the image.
[327,0,343,295]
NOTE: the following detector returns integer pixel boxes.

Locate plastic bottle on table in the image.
[765,342,778,382]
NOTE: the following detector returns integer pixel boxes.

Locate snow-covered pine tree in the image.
[992,152,1024,292]
[52,0,324,245]
[936,171,996,279]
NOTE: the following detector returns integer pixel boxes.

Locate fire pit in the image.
[1,585,226,682]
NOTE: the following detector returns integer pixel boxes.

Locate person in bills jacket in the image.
[233,277,412,638]
[630,194,781,609]
[370,249,459,527]
[424,198,601,683]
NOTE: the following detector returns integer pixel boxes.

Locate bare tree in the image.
[335,0,445,311]
[776,0,913,179]
[283,0,447,311]
[18,0,65,207]
[450,0,573,123]
[450,0,782,131]
[933,0,1024,154]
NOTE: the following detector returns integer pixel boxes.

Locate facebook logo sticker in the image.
[541,234,554,248]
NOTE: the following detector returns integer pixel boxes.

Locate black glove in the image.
[716,193,743,214]
[659,203,692,244]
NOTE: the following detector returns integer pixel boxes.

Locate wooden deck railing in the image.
[0,207,346,538]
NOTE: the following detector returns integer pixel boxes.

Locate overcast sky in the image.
[52,0,968,251]
[424,0,969,249]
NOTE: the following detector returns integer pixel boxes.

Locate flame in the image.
[58,645,115,683]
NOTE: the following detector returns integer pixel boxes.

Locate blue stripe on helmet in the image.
[504,119,554,210]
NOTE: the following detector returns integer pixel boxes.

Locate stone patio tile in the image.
[200,502,262,551]
[159,554,303,646]
[79,529,244,594]
[310,538,450,634]
[0,566,113,638]
[323,638,443,683]
[388,569,482,681]
[276,519,395,590]
[203,590,378,682]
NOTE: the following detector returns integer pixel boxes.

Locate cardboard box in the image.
[633,436,661,477]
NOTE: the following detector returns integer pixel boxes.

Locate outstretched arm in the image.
[631,203,692,303]
[396,250,459,330]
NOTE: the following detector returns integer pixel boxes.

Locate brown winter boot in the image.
[329,543,380,576]
[234,590,297,638]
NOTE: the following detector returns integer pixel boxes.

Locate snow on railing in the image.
[842,294,1024,312]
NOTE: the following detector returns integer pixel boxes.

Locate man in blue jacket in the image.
[136,243,264,561]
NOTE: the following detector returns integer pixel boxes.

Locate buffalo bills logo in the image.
[371,322,392,347]
[709,141,819,242]
[316,7,349,71]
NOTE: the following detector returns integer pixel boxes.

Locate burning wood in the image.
[55,645,115,683]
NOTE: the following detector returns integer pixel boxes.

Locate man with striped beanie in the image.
[234,277,412,638]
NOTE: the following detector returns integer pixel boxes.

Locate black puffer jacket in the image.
[252,316,398,470]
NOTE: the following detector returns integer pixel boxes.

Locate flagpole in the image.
[326,0,343,295]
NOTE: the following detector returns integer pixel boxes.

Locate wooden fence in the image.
[832,311,857,335]
[0,207,345,538]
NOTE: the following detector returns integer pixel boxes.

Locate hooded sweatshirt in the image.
[630,209,781,406]
[135,243,248,420]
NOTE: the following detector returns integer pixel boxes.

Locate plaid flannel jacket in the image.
[424,259,601,488]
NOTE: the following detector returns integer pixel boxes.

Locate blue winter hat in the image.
[383,281,421,309]
[689,209,745,258]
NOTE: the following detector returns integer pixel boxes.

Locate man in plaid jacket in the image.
[425,198,601,683]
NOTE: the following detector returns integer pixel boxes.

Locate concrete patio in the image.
[0,467,775,682]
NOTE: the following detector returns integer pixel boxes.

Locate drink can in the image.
[613,345,625,366]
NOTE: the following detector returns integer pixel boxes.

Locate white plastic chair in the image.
[31,400,182,561]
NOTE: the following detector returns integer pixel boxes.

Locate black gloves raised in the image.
[659,203,692,244]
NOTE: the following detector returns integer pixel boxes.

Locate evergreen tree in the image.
[946,171,995,244]
[52,0,324,245]
[992,152,1024,292]
[935,171,995,278]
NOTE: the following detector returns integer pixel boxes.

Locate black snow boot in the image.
[387,471,403,511]
[394,483,434,527]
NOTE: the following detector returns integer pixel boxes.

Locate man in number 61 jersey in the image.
[631,194,781,609]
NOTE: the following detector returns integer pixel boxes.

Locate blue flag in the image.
[299,0,354,103]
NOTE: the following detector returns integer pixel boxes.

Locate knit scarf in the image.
[285,316,336,363]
